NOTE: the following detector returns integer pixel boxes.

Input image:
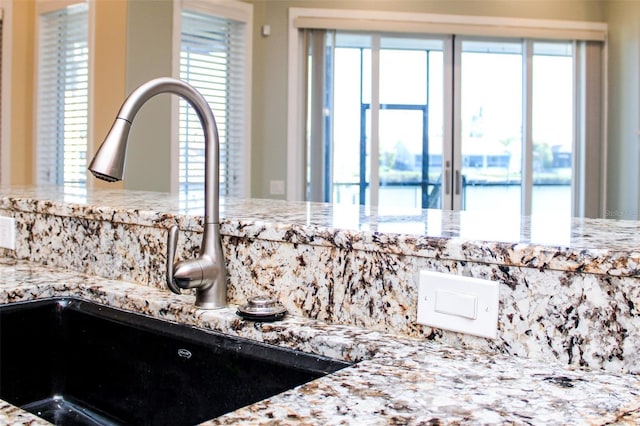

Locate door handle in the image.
[444,161,451,195]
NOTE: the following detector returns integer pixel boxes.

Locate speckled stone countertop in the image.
[1,257,640,425]
[5,185,640,376]
[2,185,640,277]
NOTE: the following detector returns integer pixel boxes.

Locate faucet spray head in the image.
[88,117,132,182]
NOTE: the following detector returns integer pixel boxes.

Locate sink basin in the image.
[0,298,351,425]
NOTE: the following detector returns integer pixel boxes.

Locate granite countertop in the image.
[2,185,640,277]
[2,258,640,425]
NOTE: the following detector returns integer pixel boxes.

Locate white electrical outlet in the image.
[0,216,16,250]
[417,270,499,339]
[269,180,285,195]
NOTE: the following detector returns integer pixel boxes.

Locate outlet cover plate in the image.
[269,180,285,196]
[0,216,16,250]
[417,270,499,339]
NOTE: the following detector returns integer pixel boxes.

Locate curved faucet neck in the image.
[116,77,220,225]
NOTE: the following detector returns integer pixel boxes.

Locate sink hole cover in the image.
[236,296,287,322]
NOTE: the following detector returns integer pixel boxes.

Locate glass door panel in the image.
[379,47,427,104]
[459,40,523,215]
[378,38,445,209]
[531,42,573,218]
[377,108,428,209]
[350,36,445,209]
[332,43,368,205]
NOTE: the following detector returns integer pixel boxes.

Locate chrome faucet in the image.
[88,77,226,309]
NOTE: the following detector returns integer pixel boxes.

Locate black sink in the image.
[0,298,351,426]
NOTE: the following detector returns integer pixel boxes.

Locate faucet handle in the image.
[166,225,182,294]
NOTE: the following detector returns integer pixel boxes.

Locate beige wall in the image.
[91,0,127,190]
[606,0,640,219]
[122,0,174,192]
[7,0,34,185]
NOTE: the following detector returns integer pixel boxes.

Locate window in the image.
[178,2,251,198]
[294,10,606,218]
[35,1,88,187]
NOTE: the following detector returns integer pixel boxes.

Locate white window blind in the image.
[180,9,247,197]
[36,2,88,187]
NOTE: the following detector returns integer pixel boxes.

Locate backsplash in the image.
[2,186,640,374]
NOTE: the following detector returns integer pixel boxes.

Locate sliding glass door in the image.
[305,29,595,219]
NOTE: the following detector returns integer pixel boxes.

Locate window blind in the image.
[180,9,247,197]
[36,2,89,187]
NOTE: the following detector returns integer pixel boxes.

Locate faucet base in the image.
[194,301,226,310]
[194,286,226,310]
